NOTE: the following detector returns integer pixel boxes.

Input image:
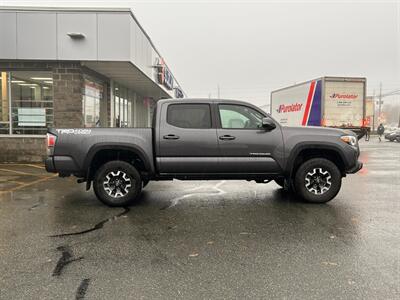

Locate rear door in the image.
[216,103,283,174]
[158,102,219,174]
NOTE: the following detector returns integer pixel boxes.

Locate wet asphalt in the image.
[0,138,399,299]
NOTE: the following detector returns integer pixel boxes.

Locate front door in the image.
[216,103,283,174]
[158,103,219,174]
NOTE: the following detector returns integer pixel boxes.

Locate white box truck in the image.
[270,77,369,138]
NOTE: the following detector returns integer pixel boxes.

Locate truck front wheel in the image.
[93,161,142,207]
[294,158,341,203]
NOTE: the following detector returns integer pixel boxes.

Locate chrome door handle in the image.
[163,134,180,140]
[219,135,236,141]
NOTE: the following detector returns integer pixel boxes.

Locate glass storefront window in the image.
[0,72,10,134]
[120,86,128,127]
[113,83,134,128]
[114,86,120,127]
[0,70,54,135]
[112,82,154,128]
[10,71,53,135]
[83,77,103,128]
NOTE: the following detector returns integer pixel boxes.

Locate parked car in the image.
[45,98,362,207]
[385,130,400,142]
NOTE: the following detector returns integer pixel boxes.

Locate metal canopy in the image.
[83,61,172,100]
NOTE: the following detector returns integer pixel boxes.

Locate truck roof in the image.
[158,98,256,105]
[157,98,268,115]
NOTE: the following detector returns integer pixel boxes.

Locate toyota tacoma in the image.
[45,99,363,206]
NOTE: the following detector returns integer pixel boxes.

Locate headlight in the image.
[340,135,358,146]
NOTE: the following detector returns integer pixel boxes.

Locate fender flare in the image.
[285,141,348,177]
[83,142,154,178]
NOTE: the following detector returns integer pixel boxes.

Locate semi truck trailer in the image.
[270,77,369,139]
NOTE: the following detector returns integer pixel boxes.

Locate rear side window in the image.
[167,104,212,129]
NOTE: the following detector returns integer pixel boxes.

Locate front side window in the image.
[167,104,211,129]
[219,104,264,129]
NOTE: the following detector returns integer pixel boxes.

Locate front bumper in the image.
[346,161,363,174]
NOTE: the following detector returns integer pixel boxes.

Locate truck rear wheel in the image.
[93,161,142,207]
[294,158,341,203]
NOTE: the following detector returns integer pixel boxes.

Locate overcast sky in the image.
[1,0,399,107]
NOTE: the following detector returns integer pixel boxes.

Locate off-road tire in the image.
[294,158,341,203]
[93,160,142,207]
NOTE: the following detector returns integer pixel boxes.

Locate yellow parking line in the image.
[24,164,45,170]
[1,163,46,170]
[7,180,25,185]
[0,168,43,177]
[11,175,57,191]
[0,174,57,194]
[0,163,44,169]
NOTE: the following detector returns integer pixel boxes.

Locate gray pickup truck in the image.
[45,98,362,206]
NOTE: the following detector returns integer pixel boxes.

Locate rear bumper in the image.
[45,157,56,173]
[45,155,79,175]
[346,161,363,174]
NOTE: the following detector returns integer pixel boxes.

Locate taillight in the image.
[47,133,57,148]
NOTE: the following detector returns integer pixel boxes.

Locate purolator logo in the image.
[329,93,358,99]
[276,103,303,113]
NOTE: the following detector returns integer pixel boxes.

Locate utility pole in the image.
[398,108,400,128]
[372,89,375,131]
[217,84,220,98]
[378,82,382,124]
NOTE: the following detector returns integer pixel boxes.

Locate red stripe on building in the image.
[301,81,316,126]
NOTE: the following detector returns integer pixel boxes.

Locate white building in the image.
[0,7,185,162]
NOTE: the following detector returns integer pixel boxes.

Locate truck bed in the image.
[46,128,154,176]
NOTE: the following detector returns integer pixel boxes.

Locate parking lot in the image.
[0,138,399,299]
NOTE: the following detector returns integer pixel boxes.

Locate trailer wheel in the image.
[93,160,142,207]
[294,158,341,203]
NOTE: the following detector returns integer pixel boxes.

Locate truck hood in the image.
[281,126,355,137]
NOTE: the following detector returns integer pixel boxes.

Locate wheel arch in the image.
[83,143,154,182]
[286,142,347,178]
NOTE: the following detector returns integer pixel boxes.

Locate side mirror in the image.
[262,118,276,131]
